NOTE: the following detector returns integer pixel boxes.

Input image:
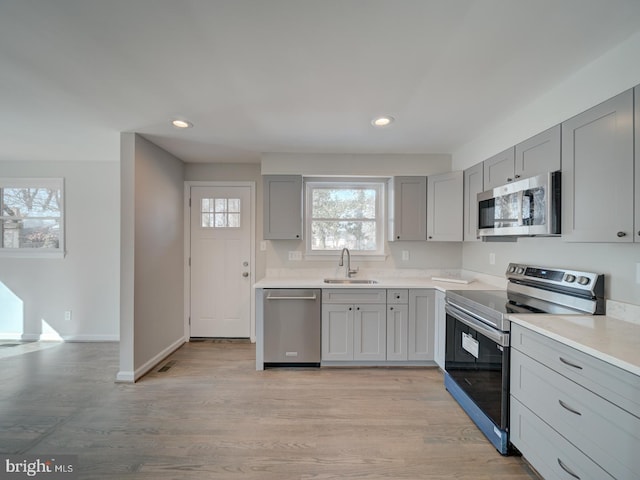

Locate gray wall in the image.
[119,133,185,381]
[0,161,119,341]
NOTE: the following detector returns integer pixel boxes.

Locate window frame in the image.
[0,177,65,258]
[304,178,386,258]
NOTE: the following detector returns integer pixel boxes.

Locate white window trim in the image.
[0,177,65,258]
[304,178,387,259]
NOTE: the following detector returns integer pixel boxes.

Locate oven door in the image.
[445,304,510,429]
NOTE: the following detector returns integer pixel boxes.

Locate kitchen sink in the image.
[323,278,378,284]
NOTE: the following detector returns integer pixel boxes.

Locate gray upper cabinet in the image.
[483,147,515,189]
[427,171,463,241]
[562,89,634,242]
[263,175,303,240]
[463,163,483,242]
[388,176,427,241]
[635,85,640,243]
[483,126,560,191]
[514,124,561,178]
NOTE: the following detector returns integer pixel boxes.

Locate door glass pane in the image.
[201,197,241,228]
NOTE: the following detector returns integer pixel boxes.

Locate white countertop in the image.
[254,276,501,292]
[509,314,640,377]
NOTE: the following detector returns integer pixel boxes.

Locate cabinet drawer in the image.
[510,397,614,480]
[511,349,640,480]
[511,323,640,418]
[387,289,408,304]
[322,289,386,304]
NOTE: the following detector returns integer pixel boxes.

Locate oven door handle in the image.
[445,304,510,346]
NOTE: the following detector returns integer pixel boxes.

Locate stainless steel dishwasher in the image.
[263,289,321,367]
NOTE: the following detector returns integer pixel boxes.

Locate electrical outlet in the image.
[260,241,267,251]
[489,253,496,265]
[288,251,302,261]
[64,310,72,321]
[402,250,409,261]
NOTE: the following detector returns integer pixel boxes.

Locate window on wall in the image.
[0,178,65,257]
[305,179,385,256]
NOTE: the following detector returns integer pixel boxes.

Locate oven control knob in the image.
[577,276,590,286]
[564,274,576,283]
[516,267,525,274]
[508,266,516,273]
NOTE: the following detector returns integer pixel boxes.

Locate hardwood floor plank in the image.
[0,341,538,479]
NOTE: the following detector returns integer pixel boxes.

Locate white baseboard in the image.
[62,334,119,342]
[117,336,186,383]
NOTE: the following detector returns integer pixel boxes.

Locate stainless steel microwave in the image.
[477,171,561,237]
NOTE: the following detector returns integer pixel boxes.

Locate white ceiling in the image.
[2,0,640,164]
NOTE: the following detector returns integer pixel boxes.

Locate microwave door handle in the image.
[517,190,524,226]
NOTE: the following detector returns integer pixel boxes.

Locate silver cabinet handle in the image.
[617,231,627,237]
[559,356,583,370]
[266,295,317,300]
[242,272,249,277]
[558,399,582,416]
[557,458,581,479]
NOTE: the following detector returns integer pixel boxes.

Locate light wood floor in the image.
[0,341,538,479]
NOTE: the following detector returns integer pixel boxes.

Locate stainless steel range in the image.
[444,263,605,455]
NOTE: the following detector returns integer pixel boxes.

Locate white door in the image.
[190,185,252,337]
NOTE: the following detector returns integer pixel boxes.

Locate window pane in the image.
[2,218,60,248]
[311,220,377,251]
[312,188,376,219]
[201,198,212,213]
[228,213,240,227]
[227,198,240,212]
[201,213,213,227]
[214,198,227,212]
[2,188,61,218]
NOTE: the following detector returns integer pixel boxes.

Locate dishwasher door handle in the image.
[266,294,318,300]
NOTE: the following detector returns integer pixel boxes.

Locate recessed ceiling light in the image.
[171,119,193,129]
[371,115,395,127]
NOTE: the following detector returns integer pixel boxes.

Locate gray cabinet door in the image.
[562,89,634,242]
[427,171,463,241]
[388,176,427,241]
[408,289,435,361]
[463,163,483,242]
[263,175,302,240]
[353,304,386,361]
[483,147,515,189]
[321,304,353,361]
[636,85,640,243]
[386,304,408,361]
[515,124,561,179]
[433,290,446,369]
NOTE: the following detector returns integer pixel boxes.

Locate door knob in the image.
[242,272,249,277]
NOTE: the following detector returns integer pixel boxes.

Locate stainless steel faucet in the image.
[338,248,358,278]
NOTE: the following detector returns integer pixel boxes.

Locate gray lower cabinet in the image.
[433,290,446,369]
[561,89,635,242]
[386,289,409,361]
[263,175,303,240]
[408,289,435,361]
[510,324,640,480]
[321,289,386,361]
[635,84,640,243]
